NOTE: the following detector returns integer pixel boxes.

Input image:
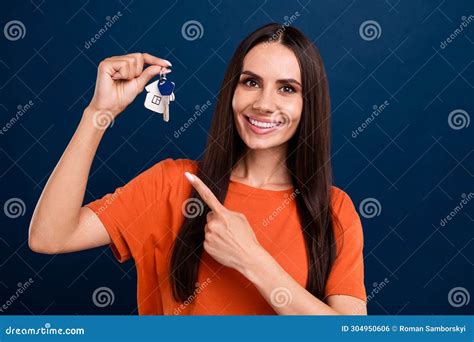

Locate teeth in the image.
[249,117,279,128]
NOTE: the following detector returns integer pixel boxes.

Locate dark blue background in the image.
[0,0,472,315]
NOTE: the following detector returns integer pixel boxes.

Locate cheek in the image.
[232,87,250,113]
[284,97,303,124]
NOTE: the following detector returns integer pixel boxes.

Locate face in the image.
[232,42,303,150]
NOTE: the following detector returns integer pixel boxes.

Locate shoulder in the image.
[156,158,198,173]
[330,186,363,237]
[151,158,198,186]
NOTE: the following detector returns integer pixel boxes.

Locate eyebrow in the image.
[240,70,302,87]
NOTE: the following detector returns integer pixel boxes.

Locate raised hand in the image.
[88,53,172,122]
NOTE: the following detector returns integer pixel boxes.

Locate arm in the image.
[28,108,108,254]
[29,53,172,254]
[242,247,367,315]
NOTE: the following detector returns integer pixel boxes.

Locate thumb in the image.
[135,65,171,91]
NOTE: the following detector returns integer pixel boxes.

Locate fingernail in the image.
[164,60,172,66]
[184,172,194,182]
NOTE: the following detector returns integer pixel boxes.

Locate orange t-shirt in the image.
[85,158,366,315]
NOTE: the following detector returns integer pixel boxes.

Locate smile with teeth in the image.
[246,116,282,129]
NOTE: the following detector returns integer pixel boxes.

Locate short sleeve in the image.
[325,189,366,302]
[85,161,164,263]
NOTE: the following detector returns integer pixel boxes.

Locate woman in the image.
[29,23,367,315]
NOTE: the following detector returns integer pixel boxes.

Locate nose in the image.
[252,88,277,114]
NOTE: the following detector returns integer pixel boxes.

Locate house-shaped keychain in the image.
[144,80,175,120]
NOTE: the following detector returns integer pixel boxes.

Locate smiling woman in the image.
[29,23,366,315]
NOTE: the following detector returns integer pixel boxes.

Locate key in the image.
[158,73,175,122]
[143,74,176,121]
[163,95,170,122]
[158,73,175,96]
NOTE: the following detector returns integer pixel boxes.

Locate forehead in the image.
[242,43,301,82]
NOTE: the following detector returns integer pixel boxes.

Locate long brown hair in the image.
[170,23,339,303]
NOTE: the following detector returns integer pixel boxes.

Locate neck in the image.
[231,144,292,188]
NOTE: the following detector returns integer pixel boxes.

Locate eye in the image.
[242,78,259,88]
[280,85,296,93]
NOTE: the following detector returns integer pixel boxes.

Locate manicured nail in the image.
[184,172,194,182]
[164,60,172,66]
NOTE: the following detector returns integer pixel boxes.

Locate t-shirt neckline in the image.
[228,178,295,198]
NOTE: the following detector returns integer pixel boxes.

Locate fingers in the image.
[184,172,226,214]
[142,53,172,68]
[99,53,172,81]
[206,211,216,223]
[135,65,170,91]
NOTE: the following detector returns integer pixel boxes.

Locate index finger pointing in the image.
[142,53,172,67]
[184,172,226,214]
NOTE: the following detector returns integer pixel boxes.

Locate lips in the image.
[242,114,283,135]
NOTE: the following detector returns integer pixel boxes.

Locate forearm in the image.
[29,107,105,245]
[241,248,340,315]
